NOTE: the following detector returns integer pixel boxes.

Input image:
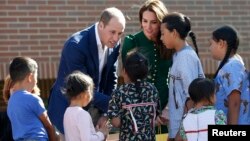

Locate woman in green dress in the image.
[121,0,173,133]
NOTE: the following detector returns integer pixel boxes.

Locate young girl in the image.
[160,12,205,140]
[179,78,227,141]
[209,25,250,124]
[63,71,109,141]
[108,50,160,141]
[121,0,173,133]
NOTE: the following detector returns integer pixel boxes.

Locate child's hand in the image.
[155,106,169,126]
[161,106,169,120]
[96,115,108,129]
[155,116,168,126]
[98,122,110,139]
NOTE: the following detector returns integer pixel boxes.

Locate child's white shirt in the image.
[63,107,104,141]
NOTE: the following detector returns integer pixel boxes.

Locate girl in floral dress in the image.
[108,50,160,141]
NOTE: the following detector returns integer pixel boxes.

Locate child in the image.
[3,75,13,103]
[108,50,160,141]
[179,78,227,141]
[63,71,109,141]
[1,75,41,141]
[7,57,57,141]
[3,75,40,103]
[209,25,250,124]
[160,12,205,140]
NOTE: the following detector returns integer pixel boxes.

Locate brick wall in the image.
[1,0,250,80]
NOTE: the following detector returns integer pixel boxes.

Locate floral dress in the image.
[108,80,160,141]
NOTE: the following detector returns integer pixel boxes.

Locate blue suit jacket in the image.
[47,24,120,133]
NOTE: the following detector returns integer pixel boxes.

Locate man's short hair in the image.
[99,7,125,26]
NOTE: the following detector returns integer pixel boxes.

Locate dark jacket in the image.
[47,24,120,133]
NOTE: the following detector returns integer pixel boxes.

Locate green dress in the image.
[121,31,172,133]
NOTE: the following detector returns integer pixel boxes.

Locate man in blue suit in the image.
[47,7,126,139]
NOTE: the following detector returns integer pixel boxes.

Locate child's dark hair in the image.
[64,71,94,99]
[162,12,199,56]
[212,25,239,78]
[124,50,149,82]
[124,50,149,98]
[188,78,215,105]
[9,57,38,83]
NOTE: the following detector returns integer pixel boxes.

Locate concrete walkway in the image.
[107,133,119,141]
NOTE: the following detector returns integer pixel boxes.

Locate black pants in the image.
[0,111,13,141]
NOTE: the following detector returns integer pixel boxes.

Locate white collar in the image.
[95,22,103,49]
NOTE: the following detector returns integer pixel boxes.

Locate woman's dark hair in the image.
[212,25,239,78]
[162,12,199,56]
[188,78,215,105]
[139,0,168,23]
[139,0,174,59]
[63,71,94,99]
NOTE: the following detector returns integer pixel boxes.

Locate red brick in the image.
[0,17,17,22]
[19,17,38,22]
[7,0,27,4]
[48,11,67,16]
[17,6,37,10]
[20,52,40,57]
[0,11,7,16]
[0,6,16,10]
[38,5,56,10]
[67,0,86,5]
[9,46,29,51]
[56,6,76,10]
[28,0,46,5]
[19,29,38,34]
[0,0,250,80]
[48,0,66,5]
[30,23,48,28]
[20,40,39,45]
[58,17,77,22]
[0,52,19,57]
[39,17,57,22]
[30,35,49,40]
[29,11,48,16]
[9,35,29,39]
[0,23,8,28]
[41,51,59,56]
[8,11,28,16]
[49,23,68,28]
[39,29,58,33]
[0,41,19,45]
[31,46,49,51]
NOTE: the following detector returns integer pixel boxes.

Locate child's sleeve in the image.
[107,89,122,118]
[180,55,204,97]
[31,95,46,117]
[179,122,187,140]
[215,110,227,125]
[221,62,245,96]
[78,112,105,141]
